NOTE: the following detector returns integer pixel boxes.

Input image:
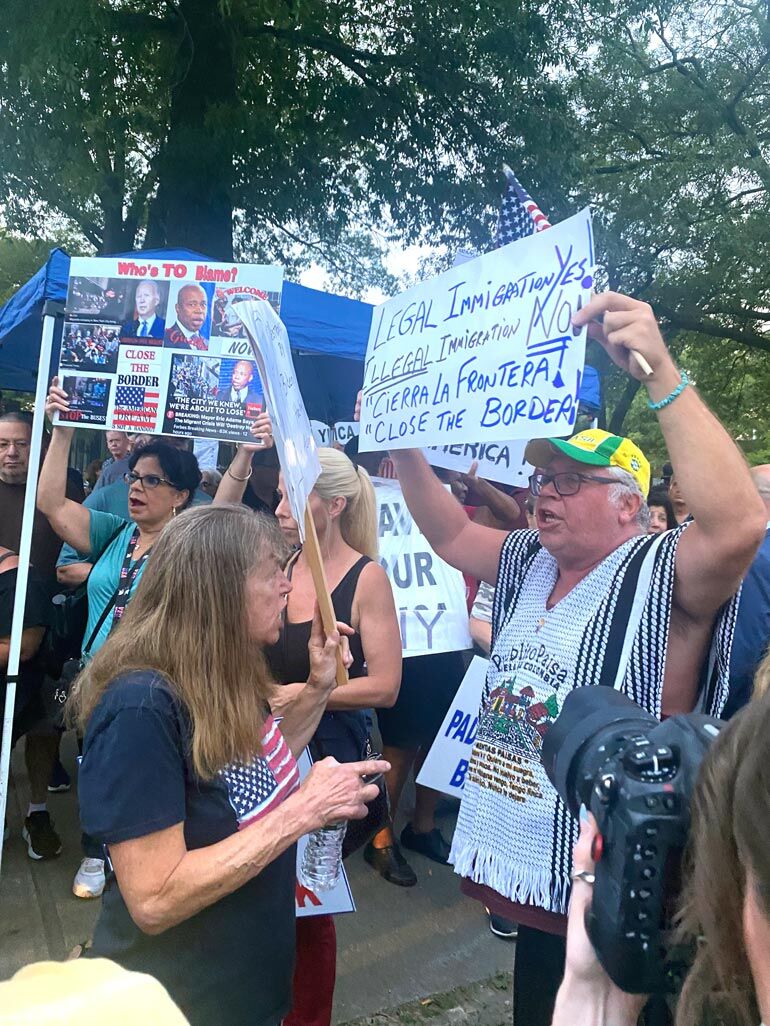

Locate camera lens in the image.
[541,688,658,816]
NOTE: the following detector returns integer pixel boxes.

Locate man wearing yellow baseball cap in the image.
[524,428,650,499]
[379,291,766,1026]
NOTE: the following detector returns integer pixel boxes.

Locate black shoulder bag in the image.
[43,582,123,728]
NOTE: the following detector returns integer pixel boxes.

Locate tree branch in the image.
[657,306,770,354]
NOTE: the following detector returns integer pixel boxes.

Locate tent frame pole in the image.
[0,301,63,883]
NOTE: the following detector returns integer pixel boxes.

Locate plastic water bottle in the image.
[299,822,347,891]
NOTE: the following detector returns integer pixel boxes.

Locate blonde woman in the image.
[218,434,401,1026]
[73,505,388,1026]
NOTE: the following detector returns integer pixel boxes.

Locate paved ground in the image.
[0,734,515,1022]
[339,973,513,1026]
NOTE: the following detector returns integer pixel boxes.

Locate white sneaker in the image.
[72,857,105,899]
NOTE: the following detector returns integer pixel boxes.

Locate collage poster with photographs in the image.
[56,257,284,443]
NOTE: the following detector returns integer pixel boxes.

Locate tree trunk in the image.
[100,199,134,255]
[609,377,641,435]
[145,0,236,259]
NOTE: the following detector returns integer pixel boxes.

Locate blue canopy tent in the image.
[0,246,601,421]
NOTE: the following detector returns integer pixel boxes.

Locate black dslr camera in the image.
[541,688,723,994]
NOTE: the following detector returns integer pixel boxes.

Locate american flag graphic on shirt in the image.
[220,715,300,828]
[113,385,160,430]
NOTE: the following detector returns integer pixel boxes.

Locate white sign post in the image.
[416,656,489,798]
[359,209,594,452]
[373,478,471,658]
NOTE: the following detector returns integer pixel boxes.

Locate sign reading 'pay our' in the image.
[359,209,594,452]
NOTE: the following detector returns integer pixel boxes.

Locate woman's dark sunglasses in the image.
[529,470,617,497]
[124,471,176,490]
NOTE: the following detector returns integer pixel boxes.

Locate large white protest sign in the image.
[374,478,472,657]
[55,256,282,442]
[236,301,321,538]
[359,209,594,451]
[295,749,355,917]
[424,440,532,486]
[416,656,488,798]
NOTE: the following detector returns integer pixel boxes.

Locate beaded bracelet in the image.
[648,370,689,412]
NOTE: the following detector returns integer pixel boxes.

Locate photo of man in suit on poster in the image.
[163,283,213,351]
[120,280,167,339]
[218,359,264,415]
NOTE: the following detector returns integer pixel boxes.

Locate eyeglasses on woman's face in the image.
[529,470,617,497]
[124,471,176,491]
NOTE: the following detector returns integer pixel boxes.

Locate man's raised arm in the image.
[573,294,766,621]
[387,449,507,586]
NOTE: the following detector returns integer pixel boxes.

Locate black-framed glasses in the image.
[124,471,176,490]
[529,471,617,497]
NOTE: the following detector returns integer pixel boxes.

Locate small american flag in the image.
[496,164,552,248]
[220,715,300,828]
[113,385,160,430]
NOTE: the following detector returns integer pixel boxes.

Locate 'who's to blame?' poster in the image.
[54,256,283,443]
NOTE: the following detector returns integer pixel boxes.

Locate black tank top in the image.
[265,554,370,762]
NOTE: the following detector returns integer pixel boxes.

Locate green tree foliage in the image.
[0,0,573,276]
[571,0,770,438]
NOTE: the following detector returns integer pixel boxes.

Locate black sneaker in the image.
[400,823,451,864]
[48,760,71,793]
[364,841,417,887]
[22,811,62,860]
[486,909,518,940]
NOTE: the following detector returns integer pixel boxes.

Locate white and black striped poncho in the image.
[449,526,737,915]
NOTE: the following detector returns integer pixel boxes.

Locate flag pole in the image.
[0,301,63,884]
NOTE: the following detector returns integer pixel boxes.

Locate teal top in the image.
[82,511,146,657]
[57,482,211,569]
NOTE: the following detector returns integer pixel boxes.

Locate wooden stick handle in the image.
[630,350,654,378]
[589,310,654,379]
[303,507,349,686]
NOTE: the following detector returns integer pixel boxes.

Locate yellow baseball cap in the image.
[525,429,650,498]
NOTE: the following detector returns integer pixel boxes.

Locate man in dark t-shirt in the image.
[0,412,83,859]
[0,413,85,581]
[0,548,59,858]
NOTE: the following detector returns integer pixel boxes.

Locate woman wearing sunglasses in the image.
[37,377,201,898]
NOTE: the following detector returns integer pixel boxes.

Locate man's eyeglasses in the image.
[529,471,617,497]
[0,440,30,454]
[124,471,176,490]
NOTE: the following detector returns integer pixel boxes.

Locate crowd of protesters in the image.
[2,293,770,1026]
[61,327,120,371]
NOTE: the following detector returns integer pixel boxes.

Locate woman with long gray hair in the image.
[218,434,401,1026]
[72,504,388,1026]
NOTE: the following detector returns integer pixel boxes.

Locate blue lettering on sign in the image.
[450,759,469,789]
[444,709,479,745]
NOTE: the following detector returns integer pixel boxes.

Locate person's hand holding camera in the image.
[552,810,648,1026]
